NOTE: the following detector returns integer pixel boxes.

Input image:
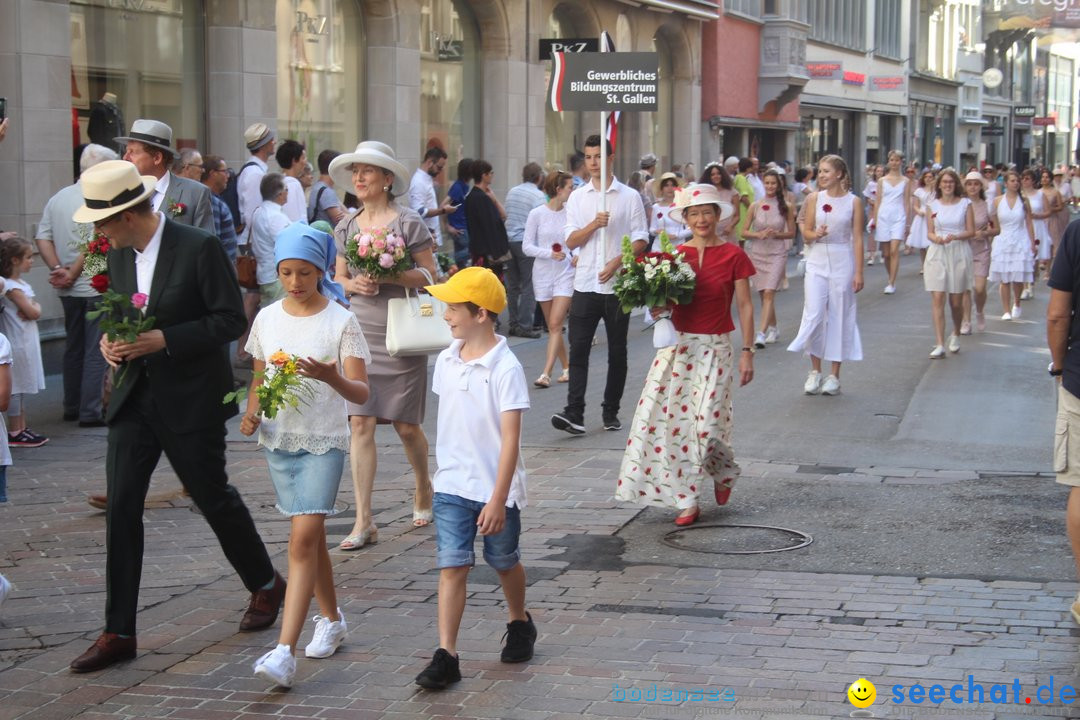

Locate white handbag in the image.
[385,267,453,357]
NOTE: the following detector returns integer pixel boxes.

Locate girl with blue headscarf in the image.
[240,221,373,688]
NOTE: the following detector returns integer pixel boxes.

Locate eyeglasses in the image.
[93,215,120,231]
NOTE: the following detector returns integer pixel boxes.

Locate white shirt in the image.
[563,176,648,294]
[749,173,766,201]
[985,178,999,205]
[151,173,171,213]
[409,168,442,244]
[135,212,166,297]
[250,200,292,285]
[238,155,268,232]
[432,337,530,509]
[281,175,307,223]
[245,301,371,453]
[0,334,10,467]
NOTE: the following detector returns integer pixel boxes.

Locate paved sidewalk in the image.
[0,420,1077,719]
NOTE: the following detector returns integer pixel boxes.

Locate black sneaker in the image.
[8,430,48,448]
[509,325,541,339]
[551,412,585,435]
[500,612,537,663]
[415,648,461,690]
[603,416,622,432]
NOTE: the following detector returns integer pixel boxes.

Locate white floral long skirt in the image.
[615,332,739,511]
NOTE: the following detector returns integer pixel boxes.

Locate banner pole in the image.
[600,110,608,247]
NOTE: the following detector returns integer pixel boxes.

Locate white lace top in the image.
[246,300,371,454]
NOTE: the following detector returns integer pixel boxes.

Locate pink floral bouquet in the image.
[86,290,156,387]
[344,227,411,278]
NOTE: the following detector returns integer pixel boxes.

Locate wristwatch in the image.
[742,346,755,355]
[1050,362,1063,377]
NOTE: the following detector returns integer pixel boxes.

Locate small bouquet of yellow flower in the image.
[223,350,315,419]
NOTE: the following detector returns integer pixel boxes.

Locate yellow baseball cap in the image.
[425,266,507,314]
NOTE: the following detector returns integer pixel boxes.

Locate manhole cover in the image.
[661,523,812,555]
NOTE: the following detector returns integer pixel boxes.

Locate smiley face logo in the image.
[847,678,876,708]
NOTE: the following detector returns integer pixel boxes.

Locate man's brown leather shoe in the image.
[70,633,136,672]
[239,571,286,632]
[87,494,107,510]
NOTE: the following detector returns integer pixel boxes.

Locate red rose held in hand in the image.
[90,273,109,293]
[822,204,833,213]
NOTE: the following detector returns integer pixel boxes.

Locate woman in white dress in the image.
[787,155,864,396]
[923,168,975,358]
[862,165,883,265]
[871,151,913,294]
[989,170,1036,320]
[649,172,692,249]
[522,170,575,388]
[1022,168,1053,292]
[906,169,935,272]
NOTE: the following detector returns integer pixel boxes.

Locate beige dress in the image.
[747,202,788,290]
[334,206,434,423]
[967,199,992,279]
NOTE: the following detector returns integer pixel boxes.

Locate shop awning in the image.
[634,0,718,21]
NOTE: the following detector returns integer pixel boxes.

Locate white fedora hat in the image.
[115,119,174,155]
[669,183,735,224]
[72,160,157,224]
[328,141,411,196]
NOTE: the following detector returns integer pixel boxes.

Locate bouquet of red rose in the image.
[86,290,156,387]
[76,229,111,293]
[344,227,411,278]
[613,231,696,348]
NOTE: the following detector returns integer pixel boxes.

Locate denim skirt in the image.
[265,448,345,516]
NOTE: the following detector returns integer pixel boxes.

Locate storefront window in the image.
[71,0,205,155]
[797,114,849,170]
[420,0,480,164]
[277,0,363,157]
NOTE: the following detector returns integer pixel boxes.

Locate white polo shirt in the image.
[563,176,648,294]
[432,337,530,509]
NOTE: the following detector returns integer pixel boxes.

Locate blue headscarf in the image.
[274,221,347,306]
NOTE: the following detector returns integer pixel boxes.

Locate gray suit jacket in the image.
[162,172,215,235]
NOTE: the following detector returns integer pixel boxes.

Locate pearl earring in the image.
[383,185,390,192]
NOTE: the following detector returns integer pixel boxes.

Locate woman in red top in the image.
[615,184,756,526]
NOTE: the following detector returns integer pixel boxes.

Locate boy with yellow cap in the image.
[415,267,536,690]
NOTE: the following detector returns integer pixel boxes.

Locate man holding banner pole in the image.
[551,134,648,435]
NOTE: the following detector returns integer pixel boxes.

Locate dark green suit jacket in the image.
[105,218,245,433]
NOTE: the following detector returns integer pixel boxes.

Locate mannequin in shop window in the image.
[87,93,125,154]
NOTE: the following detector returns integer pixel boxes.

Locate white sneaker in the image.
[866,253,875,266]
[304,609,347,658]
[929,345,946,359]
[883,284,896,295]
[948,334,960,353]
[976,312,986,332]
[253,644,296,688]
[754,332,767,349]
[0,574,11,611]
[764,326,779,344]
[1001,312,1012,321]
[1021,287,1033,300]
[804,371,822,395]
[1012,305,1022,319]
[820,375,841,395]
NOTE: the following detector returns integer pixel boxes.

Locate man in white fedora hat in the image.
[67,160,285,674]
[116,119,214,234]
[238,123,276,231]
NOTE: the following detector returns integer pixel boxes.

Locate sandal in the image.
[413,508,434,527]
[557,369,569,383]
[339,526,378,551]
[714,480,733,507]
[534,373,551,388]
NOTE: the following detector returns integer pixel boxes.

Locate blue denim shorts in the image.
[433,492,521,570]
[265,448,344,516]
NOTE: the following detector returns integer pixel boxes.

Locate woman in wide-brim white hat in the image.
[331,141,438,550]
[616,183,756,527]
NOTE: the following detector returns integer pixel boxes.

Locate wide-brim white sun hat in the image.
[72,159,157,224]
[328,141,411,196]
[669,183,735,224]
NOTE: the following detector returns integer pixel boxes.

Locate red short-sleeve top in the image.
[671,242,756,335]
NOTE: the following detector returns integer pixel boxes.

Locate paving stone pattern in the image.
[0,426,1077,719]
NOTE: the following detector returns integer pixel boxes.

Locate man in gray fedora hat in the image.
[116,119,214,234]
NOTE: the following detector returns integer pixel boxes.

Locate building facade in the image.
[1,0,714,362]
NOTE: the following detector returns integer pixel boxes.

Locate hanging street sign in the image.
[548,51,660,112]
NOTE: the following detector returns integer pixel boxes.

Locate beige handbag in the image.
[385,267,453,357]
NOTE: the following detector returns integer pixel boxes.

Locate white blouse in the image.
[246,300,370,454]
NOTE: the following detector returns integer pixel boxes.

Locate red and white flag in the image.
[601,31,620,152]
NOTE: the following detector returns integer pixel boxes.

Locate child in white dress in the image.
[0,237,46,447]
[243,223,371,689]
